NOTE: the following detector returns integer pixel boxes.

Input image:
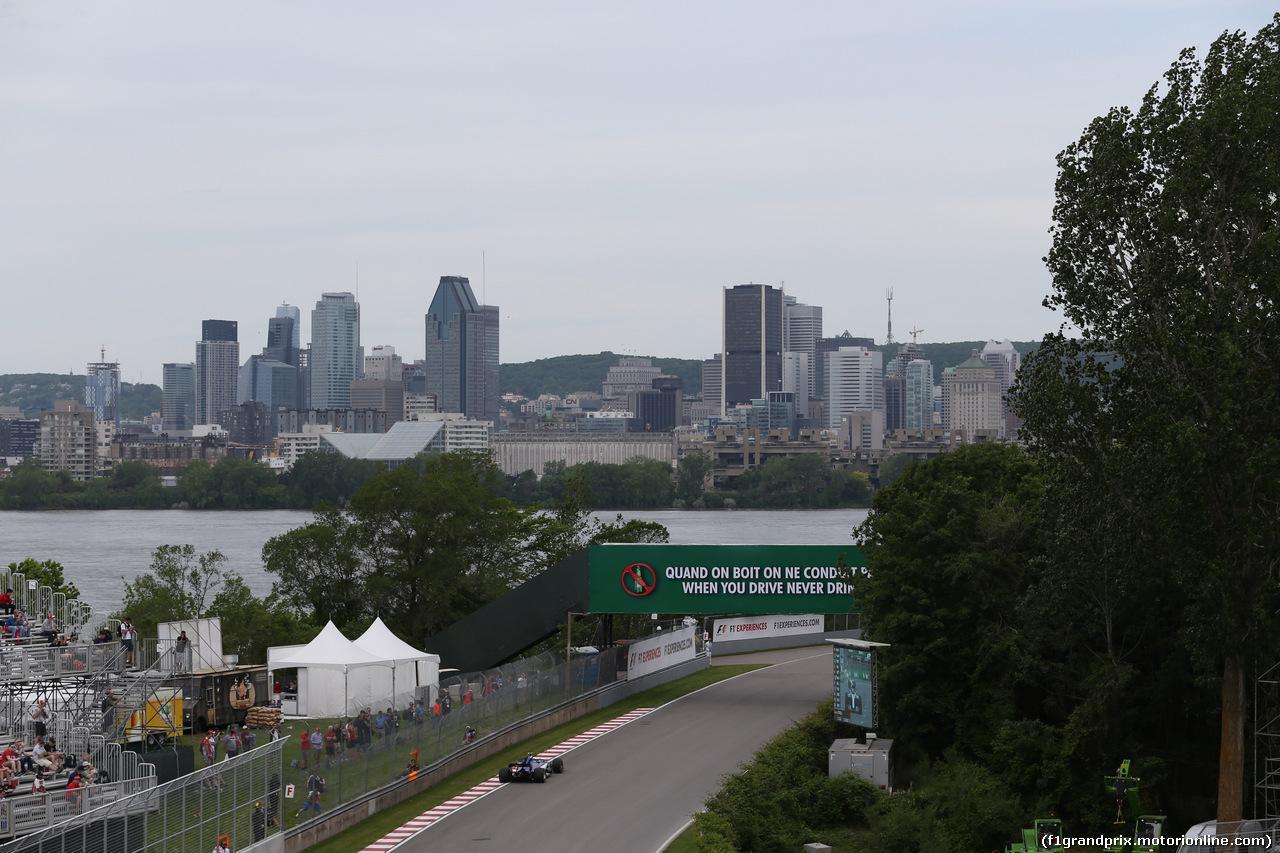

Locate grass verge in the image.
[305,663,764,853]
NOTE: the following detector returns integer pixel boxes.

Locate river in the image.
[0,508,868,614]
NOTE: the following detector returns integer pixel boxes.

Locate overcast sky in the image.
[1,2,1274,385]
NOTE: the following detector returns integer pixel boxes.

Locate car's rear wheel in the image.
[498,767,512,783]
[550,757,564,774]
[533,767,546,783]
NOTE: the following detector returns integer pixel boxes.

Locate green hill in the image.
[499,341,1043,400]
[0,374,162,421]
[500,352,705,399]
[876,340,1041,380]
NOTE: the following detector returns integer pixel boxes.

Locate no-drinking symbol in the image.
[621,563,657,597]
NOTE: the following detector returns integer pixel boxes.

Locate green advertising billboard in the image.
[587,544,864,615]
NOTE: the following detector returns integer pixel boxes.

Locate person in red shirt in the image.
[299,727,310,769]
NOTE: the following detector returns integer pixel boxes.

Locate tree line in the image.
[1,448,873,511]
[0,453,380,510]
[842,18,1280,844]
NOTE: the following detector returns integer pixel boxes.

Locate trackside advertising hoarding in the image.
[713,614,824,641]
[588,544,863,615]
[626,625,697,681]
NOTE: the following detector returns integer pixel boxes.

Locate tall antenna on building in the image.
[885,287,894,344]
[483,251,486,304]
[100,345,106,361]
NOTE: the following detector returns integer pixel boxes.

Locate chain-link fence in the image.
[0,739,284,853]
[263,645,626,831]
[0,626,703,850]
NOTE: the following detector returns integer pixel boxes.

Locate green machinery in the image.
[1103,759,1167,853]
[1007,760,1167,853]
[1006,817,1065,852]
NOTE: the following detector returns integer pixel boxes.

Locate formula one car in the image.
[497,754,564,783]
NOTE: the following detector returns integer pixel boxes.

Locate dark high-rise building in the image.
[195,321,239,425]
[240,312,302,413]
[629,375,683,433]
[0,417,39,458]
[201,320,238,343]
[162,363,196,432]
[722,284,784,410]
[424,276,499,421]
[265,316,299,367]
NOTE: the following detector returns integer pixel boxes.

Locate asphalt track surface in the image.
[385,646,834,853]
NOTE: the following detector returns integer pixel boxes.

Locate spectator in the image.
[373,709,387,741]
[298,727,310,769]
[31,737,53,772]
[0,589,12,616]
[101,690,118,733]
[323,725,336,767]
[223,726,241,761]
[308,727,321,761]
[344,720,358,754]
[173,631,190,672]
[201,730,218,769]
[213,835,230,853]
[251,801,266,843]
[266,773,282,827]
[64,773,81,810]
[44,737,64,770]
[31,701,48,738]
[295,772,324,819]
[118,618,135,667]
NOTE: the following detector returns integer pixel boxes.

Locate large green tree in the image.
[1013,18,1280,822]
[264,450,611,644]
[853,443,1046,764]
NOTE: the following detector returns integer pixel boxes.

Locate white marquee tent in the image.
[353,617,441,709]
[267,621,393,717]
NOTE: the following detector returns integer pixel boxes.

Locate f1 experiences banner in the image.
[589,544,863,615]
[713,614,824,641]
[626,625,697,681]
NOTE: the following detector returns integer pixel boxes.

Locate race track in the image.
[382,646,833,853]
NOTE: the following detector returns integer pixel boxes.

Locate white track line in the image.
[358,708,654,853]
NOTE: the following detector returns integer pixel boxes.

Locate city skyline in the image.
[3,4,1275,384]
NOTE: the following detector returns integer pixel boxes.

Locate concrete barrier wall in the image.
[285,654,711,853]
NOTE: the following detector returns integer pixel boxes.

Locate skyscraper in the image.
[942,351,1003,437]
[195,320,239,425]
[722,283,783,411]
[825,346,884,430]
[310,293,362,409]
[904,359,935,433]
[275,303,302,353]
[84,358,121,428]
[814,332,875,402]
[162,363,196,432]
[242,311,301,413]
[423,276,499,420]
[981,339,1022,437]
[783,299,822,397]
